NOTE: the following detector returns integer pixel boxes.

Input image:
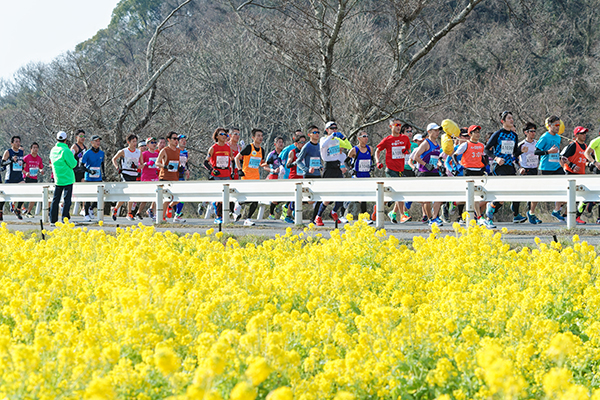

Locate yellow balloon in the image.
[441,134,455,155]
[545,119,565,135]
[441,119,460,138]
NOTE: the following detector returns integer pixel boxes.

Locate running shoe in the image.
[388,211,398,224]
[284,216,294,224]
[551,210,566,222]
[146,209,155,220]
[84,215,92,222]
[339,217,348,224]
[485,203,495,220]
[428,217,443,227]
[405,201,412,210]
[173,215,186,223]
[24,211,34,218]
[244,219,256,226]
[136,213,143,220]
[597,218,600,224]
[421,215,428,224]
[513,214,527,223]
[126,213,135,221]
[330,211,340,223]
[527,211,536,224]
[14,209,22,220]
[112,208,118,221]
[371,206,376,221]
[457,218,466,225]
[267,214,276,220]
[314,216,324,226]
[479,218,496,229]
[400,214,411,223]
[576,216,586,225]
[214,217,223,224]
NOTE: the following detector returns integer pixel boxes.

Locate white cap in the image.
[427,123,440,131]
[56,131,67,141]
[324,121,338,130]
[138,140,146,147]
[413,134,424,141]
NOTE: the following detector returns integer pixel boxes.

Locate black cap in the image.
[91,135,101,141]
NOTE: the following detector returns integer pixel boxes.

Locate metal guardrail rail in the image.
[0,176,598,229]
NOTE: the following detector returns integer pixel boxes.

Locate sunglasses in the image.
[359,135,368,138]
[298,140,306,144]
[393,123,402,127]
[553,123,561,127]
[231,132,240,136]
[149,141,157,144]
[311,131,320,135]
[405,129,413,133]
[218,133,227,136]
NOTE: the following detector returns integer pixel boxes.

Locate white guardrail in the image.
[0,176,598,229]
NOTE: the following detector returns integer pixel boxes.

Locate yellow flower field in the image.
[0,217,599,400]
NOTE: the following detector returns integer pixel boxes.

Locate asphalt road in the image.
[3,212,599,245]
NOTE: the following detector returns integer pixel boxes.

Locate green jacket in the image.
[50,142,77,186]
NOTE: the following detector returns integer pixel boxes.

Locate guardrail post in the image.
[466,180,475,226]
[222,184,230,224]
[295,182,303,225]
[376,182,384,229]
[97,185,105,222]
[156,185,164,224]
[567,179,576,229]
[42,186,49,223]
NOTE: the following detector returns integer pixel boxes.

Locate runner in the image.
[374,119,411,223]
[138,140,147,154]
[111,134,141,221]
[407,133,428,223]
[234,128,267,226]
[483,111,523,229]
[228,128,243,220]
[584,129,600,224]
[265,136,284,220]
[278,131,301,220]
[70,129,87,183]
[347,131,374,223]
[49,131,77,224]
[561,126,588,224]
[284,132,307,223]
[535,115,566,222]
[140,137,160,219]
[22,142,44,217]
[0,136,25,220]
[517,122,542,224]
[204,127,233,224]
[80,135,105,221]
[313,121,350,226]
[157,137,166,152]
[455,125,486,220]
[295,126,322,223]
[173,134,190,220]
[156,131,184,222]
[414,123,444,226]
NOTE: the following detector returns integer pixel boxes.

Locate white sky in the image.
[0,0,120,82]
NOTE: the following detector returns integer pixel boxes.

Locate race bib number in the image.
[168,160,179,170]
[90,167,101,177]
[500,140,514,155]
[12,162,22,172]
[309,157,321,169]
[526,154,538,166]
[327,144,340,157]
[549,153,560,163]
[391,146,404,159]
[216,156,229,169]
[358,159,371,172]
[248,157,261,169]
[428,155,439,166]
[29,167,39,177]
[148,157,157,168]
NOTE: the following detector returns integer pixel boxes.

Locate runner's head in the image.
[500,111,514,130]
[389,118,402,134]
[75,129,85,144]
[251,129,263,145]
[412,133,425,144]
[293,133,307,150]
[10,135,21,149]
[127,134,138,149]
[573,126,588,143]
[166,131,178,148]
[30,142,39,155]
[138,140,147,152]
[458,128,470,143]
[357,131,368,146]
[146,137,157,151]
[467,125,481,142]
[523,122,537,141]
[324,121,338,135]
[213,127,228,143]
[307,125,320,143]
[400,123,413,138]
[158,137,166,150]
[90,135,101,149]
[274,136,284,152]
[229,128,240,144]
[56,131,67,143]
[546,115,560,135]
[178,134,187,148]
[426,123,441,140]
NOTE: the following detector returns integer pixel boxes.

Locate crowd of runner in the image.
[2,111,600,227]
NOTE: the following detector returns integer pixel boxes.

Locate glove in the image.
[425,164,434,172]
[211,169,221,176]
[238,170,245,177]
[167,164,175,170]
[118,168,123,174]
[377,162,384,169]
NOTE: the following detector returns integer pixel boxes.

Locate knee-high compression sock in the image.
[317,203,328,217]
[176,202,184,214]
[511,202,520,216]
[333,201,343,212]
[360,202,367,214]
[216,202,223,218]
[269,203,276,215]
[457,204,464,217]
[246,202,258,219]
[312,202,321,221]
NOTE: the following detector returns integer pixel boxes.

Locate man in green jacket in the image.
[50,131,77,224]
